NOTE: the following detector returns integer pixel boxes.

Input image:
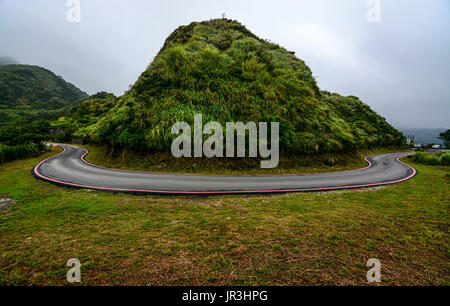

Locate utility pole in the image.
[222,13,226,19]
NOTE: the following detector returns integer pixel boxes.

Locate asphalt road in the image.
[33,144,417,195]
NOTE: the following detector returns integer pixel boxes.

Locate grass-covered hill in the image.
[0,64,88,125]
[75,19,404,153]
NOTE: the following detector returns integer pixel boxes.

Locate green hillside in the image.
[73,19,404,153]
[0,64,88,125]
[53,91,116,139]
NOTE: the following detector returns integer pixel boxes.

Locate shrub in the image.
[0,142,42,164]
[439,152,450,165]
[412,152,449,166]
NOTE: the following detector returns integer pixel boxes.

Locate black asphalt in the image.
[33,144,417,195]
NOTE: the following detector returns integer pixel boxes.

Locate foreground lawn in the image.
[0,149,448,285]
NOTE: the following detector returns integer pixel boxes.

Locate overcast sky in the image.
[0,0,448,128]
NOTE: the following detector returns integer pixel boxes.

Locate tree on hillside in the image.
[439,129,450,148]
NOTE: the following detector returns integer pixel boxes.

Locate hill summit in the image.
[78,19,404,153]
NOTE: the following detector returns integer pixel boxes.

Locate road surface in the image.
[33,144,417,195]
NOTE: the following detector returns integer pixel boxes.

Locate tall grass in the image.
[412,152,450,166]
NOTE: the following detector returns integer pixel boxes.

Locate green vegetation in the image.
[0,143,42,164]
[0,88,114,163]
[52,92,116,141]
[0,120,50,163]
[0,64,88,125]
[71,19,404,153]
[0,120,50,146]
[439,129,450,148]
[413,152,450,166]
[0,151,448,285]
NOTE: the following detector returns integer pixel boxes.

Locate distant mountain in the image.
[0,56,19,67]
[0,64,88,125]
[398,128,446,145]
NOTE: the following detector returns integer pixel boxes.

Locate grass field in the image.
[0,148,448,285]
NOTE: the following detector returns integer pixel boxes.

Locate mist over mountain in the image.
[0,56,19,67]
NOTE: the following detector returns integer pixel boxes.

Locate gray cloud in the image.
[0,0,448,128]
